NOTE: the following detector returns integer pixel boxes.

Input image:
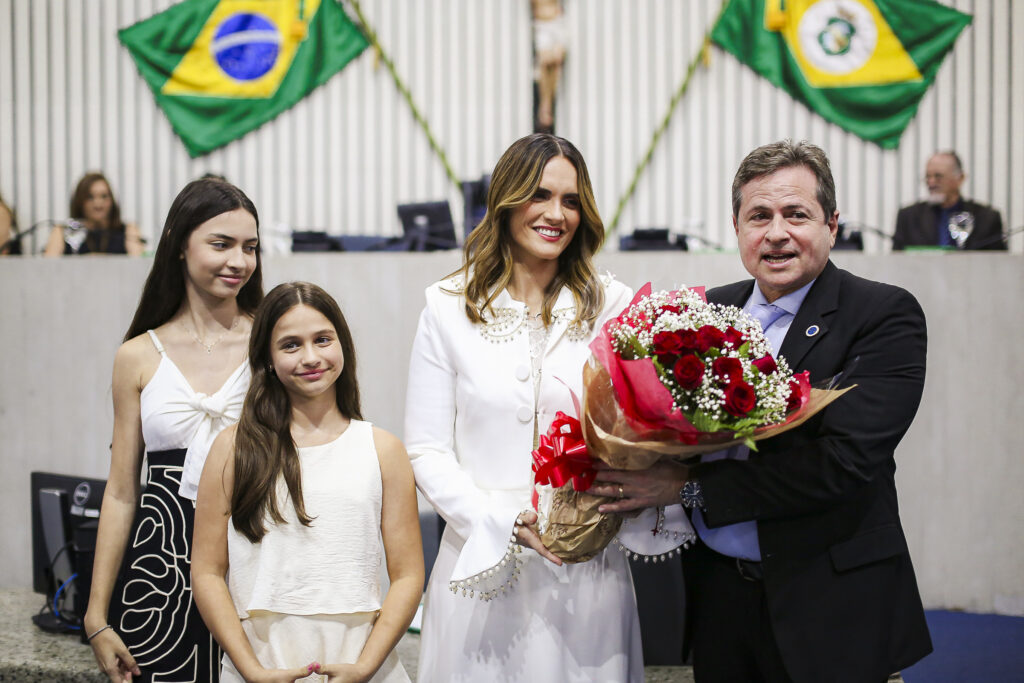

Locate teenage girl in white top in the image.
[193,282,423,683]
[84,178,263,683]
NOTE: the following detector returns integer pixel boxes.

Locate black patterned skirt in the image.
[109,449,221,682]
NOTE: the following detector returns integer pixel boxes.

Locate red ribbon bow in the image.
[532,411,595,497]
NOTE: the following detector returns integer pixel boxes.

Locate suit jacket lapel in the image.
[778,260,840,370]
[913,204,935,245]
[707,281,754,308]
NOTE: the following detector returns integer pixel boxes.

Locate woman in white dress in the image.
[83,178,263,682]
[192,282,423,683]
[405,133,643,682]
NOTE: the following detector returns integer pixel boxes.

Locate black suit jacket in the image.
[893,199,1006,250]
[686,261,932,682]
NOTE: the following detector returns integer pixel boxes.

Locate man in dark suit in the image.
[594,140,932,682]
[893,151,1006,250]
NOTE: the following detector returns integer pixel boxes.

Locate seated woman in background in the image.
[0,194,14,255]
[44,172,143,256]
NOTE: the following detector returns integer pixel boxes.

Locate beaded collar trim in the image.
[445,273,617,345]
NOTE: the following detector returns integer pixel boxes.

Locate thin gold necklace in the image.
[181,315,239,354]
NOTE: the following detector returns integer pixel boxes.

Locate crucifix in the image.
[532,0,566,133]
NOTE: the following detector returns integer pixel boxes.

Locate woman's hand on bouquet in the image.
[513,509,563,566]
[88,627,141,683]
[592,460,690,514]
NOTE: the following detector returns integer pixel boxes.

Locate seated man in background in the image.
[893,151,1006,250]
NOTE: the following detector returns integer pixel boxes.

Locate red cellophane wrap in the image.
[533,285,854,563]
[583,283,853,468]
[581,359,852,470]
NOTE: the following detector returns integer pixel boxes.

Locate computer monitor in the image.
[619,227,688,251]
[397,201,457,251]
[291,230,345,252]
[30,472,106,629]
[461,175,490,237]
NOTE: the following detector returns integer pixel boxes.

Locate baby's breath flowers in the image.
[606,287,802,447]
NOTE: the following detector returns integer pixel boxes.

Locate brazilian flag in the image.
[120,0,368,157]
[712,0,971,149]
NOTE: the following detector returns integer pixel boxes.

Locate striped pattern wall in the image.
[0,0,1020,253]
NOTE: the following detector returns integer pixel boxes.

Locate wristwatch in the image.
[679,479,705,510]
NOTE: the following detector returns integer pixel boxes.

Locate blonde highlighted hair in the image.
[448,133,606,328]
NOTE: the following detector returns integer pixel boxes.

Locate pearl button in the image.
[515,364,530,381]
[517,406,533,423]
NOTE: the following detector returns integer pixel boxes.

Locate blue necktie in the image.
[690,302,789,561]
[752,303,787,334]
[751,303,788,356]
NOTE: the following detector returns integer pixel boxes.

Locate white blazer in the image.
[405,274,644,593]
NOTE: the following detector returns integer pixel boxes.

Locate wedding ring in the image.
[618,485,624,498]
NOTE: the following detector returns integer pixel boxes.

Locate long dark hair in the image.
[123,179,263,341]
[448,133,606,327]
[70,172,125,253]
[231,282,362,543]
[70,172,123,229]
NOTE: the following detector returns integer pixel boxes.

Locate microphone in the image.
[838,220,893,242]
[970,225,1023,250]
[676,232,723,250]
[0,218,86,255]
[61,219,89,254]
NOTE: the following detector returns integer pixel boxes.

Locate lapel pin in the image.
[805,325,820,337]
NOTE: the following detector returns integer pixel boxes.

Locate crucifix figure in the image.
[532,0,566,133]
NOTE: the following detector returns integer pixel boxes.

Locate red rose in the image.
[786,379,805,412]
[673,354,705,390]
[696,325,726,352]
[724,380,757,416]
[711,357,744,384]
[752,355,778,375]
[677,329,700,353]
[653,330,686,355]
[660,304,682,316]
[656,353,677,369]
[723,326,745,349]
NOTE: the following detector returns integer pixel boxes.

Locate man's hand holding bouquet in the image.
[532,283,853,562]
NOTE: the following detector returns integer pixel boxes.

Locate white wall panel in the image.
[2,253,1023,615]
[0,0,533,248]
[0,0,1022,610]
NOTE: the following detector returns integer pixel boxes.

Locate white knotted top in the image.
[140,330,250,499]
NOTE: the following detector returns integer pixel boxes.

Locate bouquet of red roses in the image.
[533,283,852,561]
[582,282,851,468]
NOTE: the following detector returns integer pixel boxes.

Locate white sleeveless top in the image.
[227,420,384,619]
[140,330,250,500]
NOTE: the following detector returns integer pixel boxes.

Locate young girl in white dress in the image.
[193,282,423,683]
[84,178,262,683]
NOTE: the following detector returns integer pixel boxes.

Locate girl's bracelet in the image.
[87,624,113,641]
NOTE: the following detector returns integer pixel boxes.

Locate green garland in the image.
[348,0,461,191]
[348,0,728,229]
[607,0,729,235]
